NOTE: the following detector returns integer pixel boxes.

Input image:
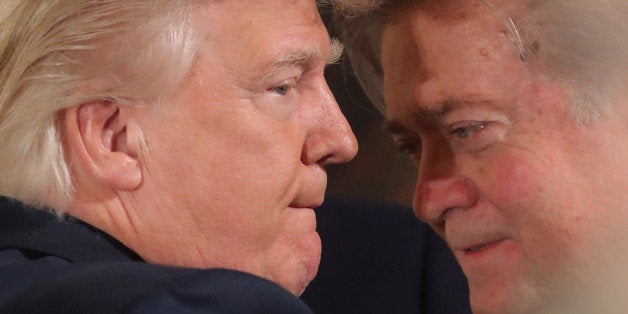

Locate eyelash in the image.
[271,83,291,96]
[268,77,299,96]
[449,122,486,140]
[449,121,500,153]
[395,121,491,159]
[396,137,423,162]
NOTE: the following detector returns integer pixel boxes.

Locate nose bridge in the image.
[301,79,358,166]
[420,135,455,183]
[413,138,478,223]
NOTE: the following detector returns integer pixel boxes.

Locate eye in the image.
[396,137,423,161]
[268,79,296,96]
[271,84,290,95]
[448,121,500,152]
[450,122,486,140]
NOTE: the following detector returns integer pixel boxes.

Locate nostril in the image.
[442,207,456,219]
[301,130,358,166]
[300,141,334,166]
[318,153,335,166]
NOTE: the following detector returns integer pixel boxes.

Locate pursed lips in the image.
[288,171,327,210]
[288,196,324,210]
[288,184,326,210]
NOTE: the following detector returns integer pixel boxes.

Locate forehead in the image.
[208,0,322,30]
[381,1,525,106]
[193,0,328,63]
[383,1,516,70]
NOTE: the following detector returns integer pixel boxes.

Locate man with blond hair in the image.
[0,0,358,312]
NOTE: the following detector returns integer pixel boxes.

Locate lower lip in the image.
[458,239,521,269]
[457,239,522,280]
[288,206,317,216]
[285,207,318,229]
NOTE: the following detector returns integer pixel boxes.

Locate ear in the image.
[64,101,142,191]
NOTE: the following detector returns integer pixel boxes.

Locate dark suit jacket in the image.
[0,197,470,313]
[0,198,313,314]
[302,198,471,314]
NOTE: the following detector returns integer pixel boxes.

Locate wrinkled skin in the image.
[381,1,628,312]
[66,0,357,297]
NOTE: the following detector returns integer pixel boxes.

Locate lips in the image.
[288,194,324,210]
[444,214,510,257]
[288,201,323,210]
[463,239,504,255]
[466,243,490,253]
[448,227,508,252]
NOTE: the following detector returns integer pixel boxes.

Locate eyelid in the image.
[448,121,486,136]
[447,120,504,153]
[267,77,297,95]
[397,137,422,152]
[394,136,423,163]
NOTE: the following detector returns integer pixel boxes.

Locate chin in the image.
[469,281,542,314]
[286,231,322,296]
[283,262,319,296]
[297,232,322,295]
[292,278,312,296]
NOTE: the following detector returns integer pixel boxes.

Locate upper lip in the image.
[288,197,324,209]
[460,239,504,253]
[439,205,510,253]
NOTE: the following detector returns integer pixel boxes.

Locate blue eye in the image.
[451,123,485,140]
[272,84,291,95]
[448,121,500,153]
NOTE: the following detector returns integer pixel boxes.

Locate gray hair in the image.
[0,0,203,210]
[326,0,628,123]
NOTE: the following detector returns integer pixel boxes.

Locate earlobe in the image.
[64,101,142,191]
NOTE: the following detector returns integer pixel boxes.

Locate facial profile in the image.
[58,0,357,296]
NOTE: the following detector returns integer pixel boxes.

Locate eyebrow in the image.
[328,38,344,64]
[258,38,343,81]
[428,96,494,114]
[383,120,409,135]
[383,96,501,135]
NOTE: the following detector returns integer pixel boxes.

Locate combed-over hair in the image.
[0,0,202,211]
[326,0,628,123]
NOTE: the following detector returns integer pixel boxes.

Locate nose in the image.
[413,140,478,234]
[300,81,358,166]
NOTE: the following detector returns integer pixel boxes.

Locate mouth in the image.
[454,238,520,276]
[288,204,322,211]
[288,197,324,210]
[463,239,505,256]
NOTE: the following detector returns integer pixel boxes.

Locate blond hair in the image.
[0,0,202,210]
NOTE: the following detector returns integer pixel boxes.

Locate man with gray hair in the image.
[330,0,628,313]
[0,0,358,312]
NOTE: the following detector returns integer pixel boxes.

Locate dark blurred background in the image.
[321,9,418,208]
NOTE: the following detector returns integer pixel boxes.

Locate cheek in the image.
[481,150,546,210]
[487,149,581,234]
[192,118,303,195]
[145,121,305,234]
[478,146,592,272]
